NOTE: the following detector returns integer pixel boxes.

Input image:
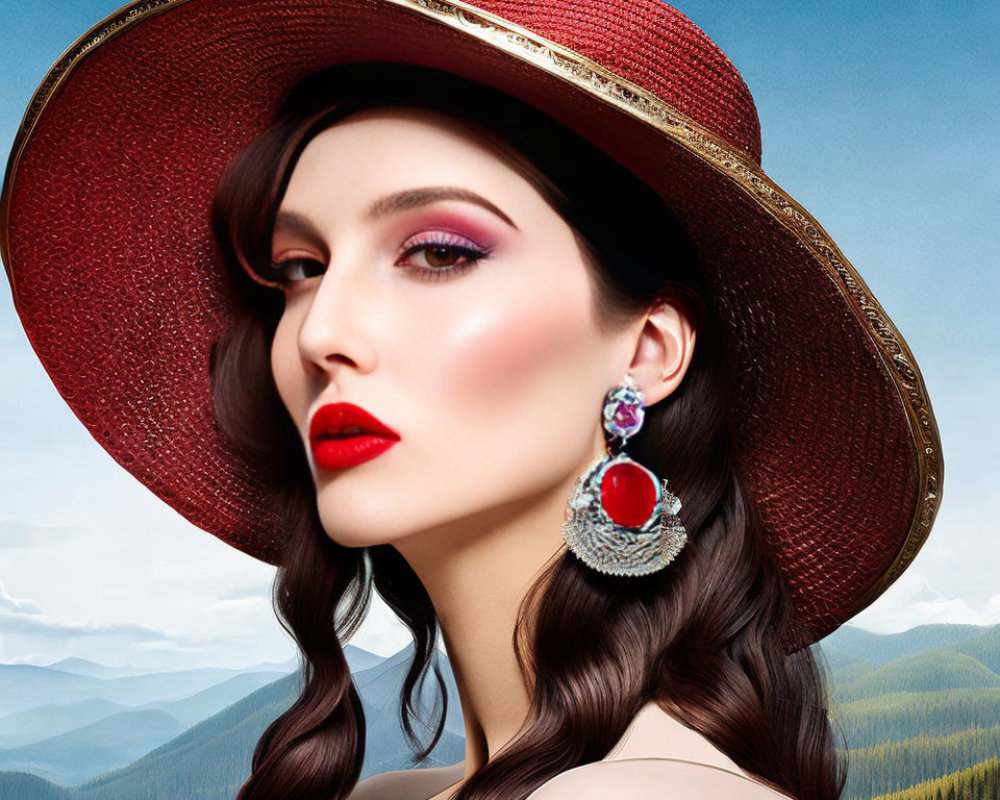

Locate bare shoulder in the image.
[525,758,792,800]
[348,761,465,800]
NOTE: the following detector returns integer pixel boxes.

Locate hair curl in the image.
[210,63,846,800]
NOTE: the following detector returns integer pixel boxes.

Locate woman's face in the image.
[270,107,642,550]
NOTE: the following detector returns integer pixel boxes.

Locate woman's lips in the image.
[308,402,400,470]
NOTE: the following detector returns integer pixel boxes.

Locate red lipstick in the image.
[308,402,400,470]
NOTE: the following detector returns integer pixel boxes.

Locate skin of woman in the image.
[269,105,699,795]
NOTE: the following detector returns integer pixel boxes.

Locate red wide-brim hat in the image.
[0,0,942,649]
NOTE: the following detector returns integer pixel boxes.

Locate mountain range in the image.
[1,623,998,800]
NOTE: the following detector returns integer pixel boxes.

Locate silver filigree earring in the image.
[561,374,687,577]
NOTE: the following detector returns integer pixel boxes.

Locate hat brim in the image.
[0,0,942,648]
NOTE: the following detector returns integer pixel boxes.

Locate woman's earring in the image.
[562,374,687,577]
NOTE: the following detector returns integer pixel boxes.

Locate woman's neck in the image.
[391,472,579,774]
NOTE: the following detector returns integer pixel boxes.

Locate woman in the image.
[0,1,943,799]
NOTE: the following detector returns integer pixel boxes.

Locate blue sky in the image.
[1,0,997,669]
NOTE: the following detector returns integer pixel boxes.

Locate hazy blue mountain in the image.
[42,660,151,680]
[0,670,289,754]
[814,644,879,686]
[352,645,465,773]
[238,657,298,673]
[82,667,281,706]
[0,667,108,717]
[814,642,869,672]
[345,644,387,673]
[0,699,130,750]
[951,624,1000,674]
[821,624,994,667]
[140,670,291,728]
[0,709,185,784]
[64,644,462,799]
[0,671,292,784]
[0,771,70,800]
[72,655,465,798]
[352,644,462,727]
[0,664,281,716]
[74,673,302,800]
[12,626,999,799]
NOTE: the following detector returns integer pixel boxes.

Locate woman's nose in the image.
[295,259,379,376]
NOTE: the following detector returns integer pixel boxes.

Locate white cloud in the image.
[0,580,41,614]
[208,596,271,614]
[215,581,275,602]
[988,594,1000,618]
[0,583,228,668]
[346,592,416,657]
[849,569,1000,633]
[0,509,412,668]
[842,478,1000,636]
[0,519,85,549]
[0,608,177,642]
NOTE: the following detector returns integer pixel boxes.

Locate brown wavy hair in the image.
[210,63,847,800]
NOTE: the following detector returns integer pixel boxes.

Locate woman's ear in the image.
[627,297,696,405]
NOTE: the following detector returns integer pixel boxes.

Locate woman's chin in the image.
[316,499,492,552]
[316,502,429,549]
[318,514,398,549]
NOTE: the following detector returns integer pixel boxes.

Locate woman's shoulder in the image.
[524,758,792,799]
[347,761,465,800]
[525,701,794,799]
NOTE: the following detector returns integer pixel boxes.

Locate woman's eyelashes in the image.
[269,256,325,284]
[396,230,491,281]
[269,230,491,286]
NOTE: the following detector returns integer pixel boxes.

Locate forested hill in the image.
[820,623,1000,799]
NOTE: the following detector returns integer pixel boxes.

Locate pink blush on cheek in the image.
[424,285,597,415]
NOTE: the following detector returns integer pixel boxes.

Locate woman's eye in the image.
[270,257,326,284]
[398,232,491,279]
[267,232,490,287]
[411,245,468,268]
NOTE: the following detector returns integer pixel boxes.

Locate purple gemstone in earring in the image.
[612,403,642,433]
[602,376,645,440]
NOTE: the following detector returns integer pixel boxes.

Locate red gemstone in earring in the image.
[600,462,657,527]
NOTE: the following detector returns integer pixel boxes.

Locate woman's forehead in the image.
[279,110,545,225]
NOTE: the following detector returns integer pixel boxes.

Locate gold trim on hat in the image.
[0,0,942,629]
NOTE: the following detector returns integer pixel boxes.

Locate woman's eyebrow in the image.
[365,186,519,230]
